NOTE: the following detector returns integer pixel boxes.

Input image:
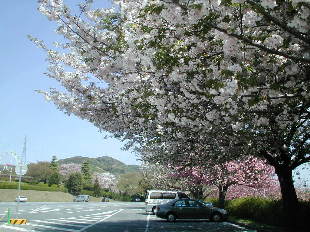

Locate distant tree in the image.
[116,172,144,196]
[26,162,52,183]
[93,177,101,197]
[81,161,92,186]
[50,155,59,172]
[92,172,116,191]
[59,163,81,179]
[66,172,83,195]
[48,156,61,186]
[48,172,61,187]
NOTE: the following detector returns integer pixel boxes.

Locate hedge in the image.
[205,197,310,228]
[0,181,67,192]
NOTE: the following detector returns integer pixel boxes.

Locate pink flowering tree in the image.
[92,172,116,191]
[32,0,309,226]
[172,156,277,207]
[59,163,81,180]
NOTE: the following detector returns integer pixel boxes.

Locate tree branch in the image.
[247,0,310,44]
[212,25,310,64]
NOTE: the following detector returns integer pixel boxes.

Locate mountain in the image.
[58,156,140,176]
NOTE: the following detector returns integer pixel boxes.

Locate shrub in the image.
[226,197,284,226]
[0,181,67,192]
[219,197,310,228]
[65,173,83,195]
[81,189,93,196]
[101,191,131,201]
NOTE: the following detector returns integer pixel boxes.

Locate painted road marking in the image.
[48,218,96,224]
[32,220,85,228]
[222,222,255,231]
[28,223,79,232]
[79,209,124,232]
[144,213,151,232]
[0,224,30,231]
[29,205,46,214]
[89,210,119,215]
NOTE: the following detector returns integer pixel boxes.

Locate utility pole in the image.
[16,137,27,214]
[18,137,27,198]
[22,136,27,166]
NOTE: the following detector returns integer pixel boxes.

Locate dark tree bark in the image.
[190,185,204,200]
[274,164,299,227]
[218,185,228,208]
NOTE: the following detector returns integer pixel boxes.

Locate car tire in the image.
[211,213,222,222]
[167,213,176,222]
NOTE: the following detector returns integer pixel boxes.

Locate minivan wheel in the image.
[167,213,176,222]
[211,213,222,222]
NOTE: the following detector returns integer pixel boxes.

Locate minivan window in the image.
[162,193,176,199]
[150,192,162,199]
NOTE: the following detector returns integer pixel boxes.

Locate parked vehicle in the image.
[15,196,27,202]
[101,197,110,202]
[73,195,90,202]
[145,190,189,214]
[155,199,228,222]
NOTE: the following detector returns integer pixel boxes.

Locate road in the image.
[0,202,254,232]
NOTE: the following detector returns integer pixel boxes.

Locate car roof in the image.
[147,190,185,194]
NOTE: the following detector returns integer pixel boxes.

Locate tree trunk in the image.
[275,166,299,227]
[218,185,228,208]
[190,185,204,200]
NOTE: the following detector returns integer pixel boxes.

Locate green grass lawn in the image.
[0,189,74,202]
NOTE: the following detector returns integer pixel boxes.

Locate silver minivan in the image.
[145,190,189,214]
[73,195,90,202]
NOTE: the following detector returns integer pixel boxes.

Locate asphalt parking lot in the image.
[0,202,254,232]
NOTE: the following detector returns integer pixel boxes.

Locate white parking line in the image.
[29,223,79,232]
[48,218,91,224]
[29,205,46,214]
[79,209,124,232]
[144,214,151,232]
[0,224,30,231]
[32,220,85,228]
[223,222,249,230]
[89,210,119,215]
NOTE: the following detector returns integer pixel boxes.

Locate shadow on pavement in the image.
[24,219,251,232]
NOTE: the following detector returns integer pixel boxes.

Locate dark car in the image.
[155,199,228,222]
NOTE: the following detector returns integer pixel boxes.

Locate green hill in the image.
[58,156,140,176]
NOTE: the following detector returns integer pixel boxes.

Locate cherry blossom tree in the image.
[92,172,117,191]
[59,163,81,179]
[31,0,309,226]
[141,163,186,190]
[170,156,277,207]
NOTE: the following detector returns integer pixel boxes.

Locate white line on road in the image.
[0,224,30,232]
[144,213,151,232]
[79,209,124,232]
[29,205,46,214]
[223,222,250,230]
[48,218,94,224]
[29,223,79,232]
[32,220,85,228]
[87,210,116,216]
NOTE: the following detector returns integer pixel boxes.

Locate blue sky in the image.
[0,0,139,165]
